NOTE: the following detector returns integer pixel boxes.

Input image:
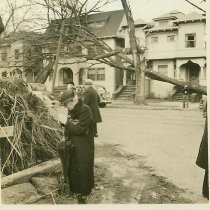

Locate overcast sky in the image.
[0,0,206,22]
[101,0,206,21]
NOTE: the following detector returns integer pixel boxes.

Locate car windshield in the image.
[95,85,106,93]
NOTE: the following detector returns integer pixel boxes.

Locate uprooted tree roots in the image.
[0,78,62,175]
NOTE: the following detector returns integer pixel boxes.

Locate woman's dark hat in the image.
[59,90,74,105]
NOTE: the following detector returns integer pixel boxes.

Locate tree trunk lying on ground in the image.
[1,158,61,188]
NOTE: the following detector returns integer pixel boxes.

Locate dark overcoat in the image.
[83,87,102,123]
[64,99,94,196]
[196,117,208,170]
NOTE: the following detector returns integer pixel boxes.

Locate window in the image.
[2,52,7,61]
[87,68,105,81]
[159,21,168,27]
[167,35,175,42]
[158,65,168,76]
[151,37,158,43]
[89,21,106,28]
[185,33,196,48]
[15,49,20,60]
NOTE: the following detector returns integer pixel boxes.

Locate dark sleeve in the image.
[196,118,208,169]
[65,107,91,136]
[97,93,100,104]
[83,92,90,105]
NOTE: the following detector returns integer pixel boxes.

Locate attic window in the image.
[159,21,169,27]
[89,20,106,28]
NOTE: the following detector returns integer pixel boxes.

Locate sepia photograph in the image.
[0,0,209,208]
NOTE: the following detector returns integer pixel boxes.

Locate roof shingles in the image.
[87,10,125,38]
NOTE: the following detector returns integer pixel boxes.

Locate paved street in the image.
[96,105,206,202]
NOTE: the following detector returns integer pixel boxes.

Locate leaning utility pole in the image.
[121,0,146,104]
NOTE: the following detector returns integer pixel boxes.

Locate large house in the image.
[143,10,206,98]
[43,10,127,94]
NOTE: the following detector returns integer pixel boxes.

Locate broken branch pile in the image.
[0,78,62,175]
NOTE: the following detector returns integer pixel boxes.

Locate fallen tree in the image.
[0,78,62,175]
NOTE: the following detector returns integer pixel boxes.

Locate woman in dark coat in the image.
[60,90,94,204]
[196,117,208,199]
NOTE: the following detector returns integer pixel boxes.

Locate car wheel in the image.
[99,102,106,108]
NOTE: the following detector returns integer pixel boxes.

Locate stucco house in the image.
[43,10,127,94]
[143,10,206,99]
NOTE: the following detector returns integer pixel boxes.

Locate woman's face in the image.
[64,96,78,110]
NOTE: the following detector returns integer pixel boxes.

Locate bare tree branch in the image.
[185,0,206,13]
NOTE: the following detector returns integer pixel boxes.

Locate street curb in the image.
[106,105,199,111]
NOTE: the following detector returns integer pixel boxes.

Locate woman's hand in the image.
[68,118,79,125]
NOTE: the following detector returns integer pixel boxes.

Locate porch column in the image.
[123,70,127,86]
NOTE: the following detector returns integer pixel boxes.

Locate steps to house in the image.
[116,85,135,101]
[172,88,192,102]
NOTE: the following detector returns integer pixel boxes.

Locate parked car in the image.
[94,84,113,108]
[76,84,113,108]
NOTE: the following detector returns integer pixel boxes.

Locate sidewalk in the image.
[107,99,200,111]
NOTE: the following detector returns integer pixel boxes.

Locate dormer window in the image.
[159,21,169,27]
[89,20,106,28]
[185,33,196,48]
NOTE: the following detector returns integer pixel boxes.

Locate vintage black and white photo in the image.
[0,0,208,207]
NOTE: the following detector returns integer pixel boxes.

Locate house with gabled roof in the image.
[43,10,127,94]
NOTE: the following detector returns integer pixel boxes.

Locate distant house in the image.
[43,10,126,94]
[143,10,206,98]
[0,31,43,82]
